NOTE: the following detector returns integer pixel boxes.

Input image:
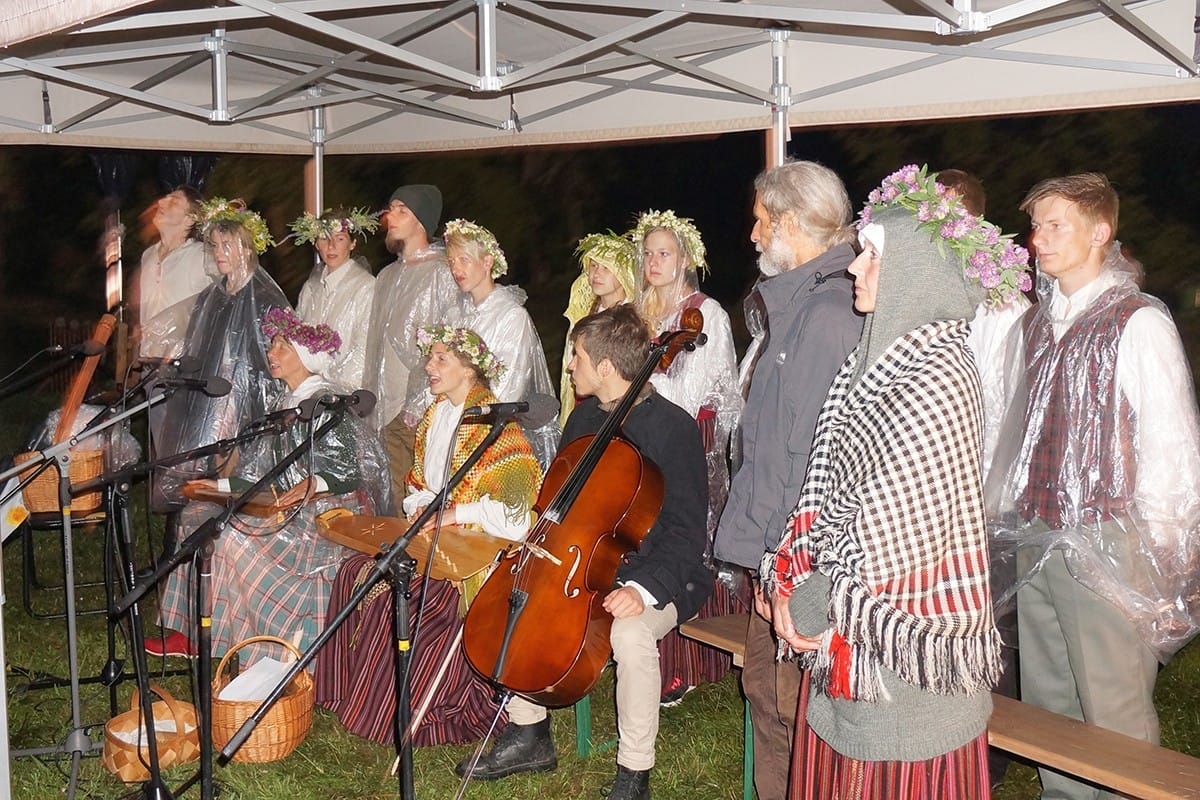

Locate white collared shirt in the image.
[297,257,376,388]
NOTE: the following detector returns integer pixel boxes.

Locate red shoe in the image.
[145,631,198,658]
[659,676,696,708]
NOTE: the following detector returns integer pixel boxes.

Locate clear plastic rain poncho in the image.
[154,231,288,506]
[160,373,392,659]
[647,293,742,543]
[986,244,1200,661]
[296,254,376,390]
[362,242,459,430]
[423,285,561,469]
[26,404,142,468]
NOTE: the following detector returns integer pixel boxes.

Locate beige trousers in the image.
[509,601,679,771]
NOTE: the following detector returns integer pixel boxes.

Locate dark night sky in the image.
[1,103,1198,377]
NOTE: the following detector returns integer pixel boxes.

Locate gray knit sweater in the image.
[789,569,992,761]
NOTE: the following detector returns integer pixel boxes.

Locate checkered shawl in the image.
[768,320,1002,701]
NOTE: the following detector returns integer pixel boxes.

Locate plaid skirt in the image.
[158,493,359,663]
[790,672,991,800]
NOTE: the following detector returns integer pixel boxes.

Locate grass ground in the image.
[4,391,1200,800]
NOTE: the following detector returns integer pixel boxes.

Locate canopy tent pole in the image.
[768,29,790,168]
[208,28,229,123]
[307,96,326,214]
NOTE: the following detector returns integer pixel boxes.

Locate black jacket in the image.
[563,390,713,623]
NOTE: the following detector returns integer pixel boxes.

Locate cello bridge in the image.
[524,541,562,566]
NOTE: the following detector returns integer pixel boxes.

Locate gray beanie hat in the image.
[388,184,442,237]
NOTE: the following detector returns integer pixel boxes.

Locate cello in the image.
[462,308,705,707]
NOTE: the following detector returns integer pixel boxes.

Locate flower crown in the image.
[261,307,342,355]
[859,165,1032,306]
[443,218,508,278]
[630,209,708,278]
[199,197,275,254]
[288,207,380,246]
[416,325,505,383]
[576,230,637,277]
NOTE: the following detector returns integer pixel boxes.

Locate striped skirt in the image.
[790,673,991,800]
[315,553,505,747]
[658,579,742,693]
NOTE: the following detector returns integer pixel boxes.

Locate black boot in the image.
[602,765,650,800]
[455,717,557,780]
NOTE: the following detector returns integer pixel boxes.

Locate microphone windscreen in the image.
[351,389,377,418]
[204,376,233,397]
[174,355,202,374]
[521,393,561,427]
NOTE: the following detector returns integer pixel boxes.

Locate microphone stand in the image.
[112,408,345,800]
[218,415,513,800]
[3,394,166,800]
[0,351,92,401]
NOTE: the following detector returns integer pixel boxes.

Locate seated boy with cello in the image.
[457,305,712,800]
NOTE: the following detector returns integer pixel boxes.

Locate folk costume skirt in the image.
[315,553,504,746]
[789,672,990,800]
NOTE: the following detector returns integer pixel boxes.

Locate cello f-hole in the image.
[563,546,582,598]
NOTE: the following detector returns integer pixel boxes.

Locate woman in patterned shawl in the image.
[151,309,389,662]
[764,166,1031,800]
[317,325,542,746]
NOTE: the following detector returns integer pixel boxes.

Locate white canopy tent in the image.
[0,0,1197,165]
[0,1,1198,795]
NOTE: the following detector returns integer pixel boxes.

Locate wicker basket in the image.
[102,684,200,783]
[211,635,313,763]
[12,449,104,514]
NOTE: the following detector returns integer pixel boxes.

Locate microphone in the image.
[50,340,106,358]
[463,394,559,426]
[155,375,233,397]
[137,355,202,374]
[241,403,311,434]
[463,401,529,418]
[314,389,376,419]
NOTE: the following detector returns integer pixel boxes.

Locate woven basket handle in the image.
[129,683,190,737]
[215,635,304,685]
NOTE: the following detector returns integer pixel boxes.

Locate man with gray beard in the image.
[713,160,863,800]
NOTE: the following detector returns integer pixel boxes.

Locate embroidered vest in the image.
[1018,287,1148,527]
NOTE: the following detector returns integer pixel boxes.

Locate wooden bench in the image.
[680,613,1200,800]
[989,693,1200,800]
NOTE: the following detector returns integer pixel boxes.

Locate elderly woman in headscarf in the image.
[151,310,390,661]
[764,165,1031,799]
[558,231,639,428]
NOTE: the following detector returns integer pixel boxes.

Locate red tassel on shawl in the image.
[789,510,816,573]
[826,630,853,699]
[772,509,818,595]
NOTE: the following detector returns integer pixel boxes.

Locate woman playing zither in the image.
[316,325,542,746]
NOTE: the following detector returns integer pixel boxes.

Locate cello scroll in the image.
[658,307,706,371]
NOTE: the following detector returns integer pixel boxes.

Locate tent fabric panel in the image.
[0,0,150,47]
[0,0,1195,154]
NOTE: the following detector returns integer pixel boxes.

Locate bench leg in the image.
[575,694,592,758]
[743,699,754,800]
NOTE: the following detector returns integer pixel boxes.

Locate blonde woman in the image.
[559,231,638,427]
[317,325,542,746]
[632,208,742,705]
